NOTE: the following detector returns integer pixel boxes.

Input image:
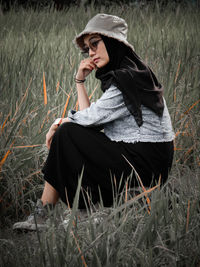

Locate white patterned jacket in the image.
[68,84,175,144]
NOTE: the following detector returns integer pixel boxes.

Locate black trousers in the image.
[42,122,174,208]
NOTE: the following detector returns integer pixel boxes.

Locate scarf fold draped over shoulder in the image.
[95,35,164,127]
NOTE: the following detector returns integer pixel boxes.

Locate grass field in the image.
[0,2,200,266]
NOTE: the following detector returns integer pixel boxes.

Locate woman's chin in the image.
[95,62,101,68]
[96,62,107,69]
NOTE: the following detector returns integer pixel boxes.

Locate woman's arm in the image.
[76,82,90,110]
[46,59,96,149]
[75,58,96,110]
[68,85,129,127]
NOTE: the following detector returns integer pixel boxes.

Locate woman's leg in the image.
[42,122,133,208]
[41,181,59,206]
[13,182,60,231]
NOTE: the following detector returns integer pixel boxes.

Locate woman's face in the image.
[83,34,109,68]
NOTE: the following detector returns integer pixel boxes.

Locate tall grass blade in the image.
[0,113,10,135]
[62,94,71,118]
[186,199,190,233]
[56,81,60,92]
[0,141,14,172]
[71,231,88,267]
[43,72,47,105]
[122,154,152,214]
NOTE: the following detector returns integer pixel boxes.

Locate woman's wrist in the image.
[74,77,86,84]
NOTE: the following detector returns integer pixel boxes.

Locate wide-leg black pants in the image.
[42,122,174,208]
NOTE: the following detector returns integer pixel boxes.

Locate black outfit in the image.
[42,123,173,208]
[42,37,173,208]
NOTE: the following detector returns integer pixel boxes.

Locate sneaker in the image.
[59,208,105,230]
[13,199,50,232]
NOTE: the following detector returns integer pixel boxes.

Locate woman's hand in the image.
[46,124,58,150]
[46,118,69,149]
[76,58,96,80]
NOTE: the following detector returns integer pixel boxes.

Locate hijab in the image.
[95,35,164,127]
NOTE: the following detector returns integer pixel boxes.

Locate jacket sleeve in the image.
[67,85,129,127]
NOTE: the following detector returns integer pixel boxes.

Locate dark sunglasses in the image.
[81,39,102,58]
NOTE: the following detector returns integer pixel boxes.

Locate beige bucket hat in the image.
[74,13,134,51]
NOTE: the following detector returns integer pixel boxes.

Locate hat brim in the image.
[73,30,134,52]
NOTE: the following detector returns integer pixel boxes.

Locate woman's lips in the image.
[93,58,100,63]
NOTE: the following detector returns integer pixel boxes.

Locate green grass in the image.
[0,2,200,266]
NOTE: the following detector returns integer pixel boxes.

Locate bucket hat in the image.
[74,13,134,51]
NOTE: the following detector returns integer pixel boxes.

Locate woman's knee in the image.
[55,122,81,138]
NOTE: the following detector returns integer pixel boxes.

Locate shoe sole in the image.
[13,222,47,232]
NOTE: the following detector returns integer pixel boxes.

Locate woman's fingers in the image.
[77,58,96,79]
[81,58,95,66]
[46,132,53,150]
[46,124,59,150]
[45,119,69,149]
[81,60,95,71]
[46,136,51,150]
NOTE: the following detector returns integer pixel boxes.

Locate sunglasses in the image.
[81,39,102,58]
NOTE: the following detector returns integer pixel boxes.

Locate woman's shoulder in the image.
[94,84,124,107]
[100,84,122,100]
[105,84,123,95]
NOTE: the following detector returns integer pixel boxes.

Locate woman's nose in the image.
[89,48,96,57]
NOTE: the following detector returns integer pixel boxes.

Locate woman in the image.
[13,14,174,231]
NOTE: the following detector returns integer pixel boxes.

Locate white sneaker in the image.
[13,199,50,231]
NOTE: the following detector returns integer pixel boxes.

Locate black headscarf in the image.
[95,35,164,127]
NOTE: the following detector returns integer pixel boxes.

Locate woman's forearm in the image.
[76,82,90,111]
[75,57,96,110]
